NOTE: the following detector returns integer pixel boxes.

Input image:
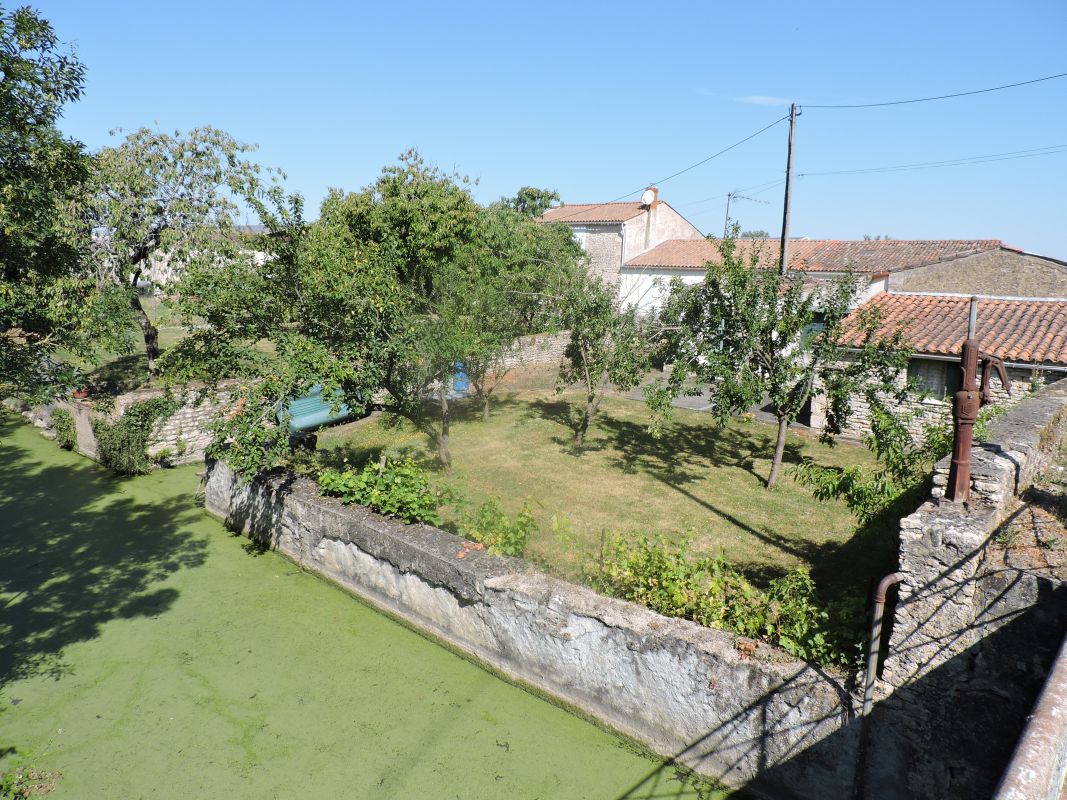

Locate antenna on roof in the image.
[723,190,770,237]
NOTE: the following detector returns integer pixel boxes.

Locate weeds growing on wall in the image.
[464,497,536,557]
[318,458,447,525]
[91,396,180,475]
[596,535,864,666]
[50,408,76,450]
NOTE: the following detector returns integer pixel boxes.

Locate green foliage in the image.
[464,497,536,557]
[596,535,862,665]
[792,398,950,523]
[501,186,560,218]
[0,7,129,401]
[91,396,179,475]
[50,408,76,450]
[318,458,445,525]
[974,401,1010,442]
[179,150,582,477]
[557,268,651,449]
[651,232,911,487]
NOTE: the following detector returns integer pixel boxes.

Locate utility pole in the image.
[778,102,798,276]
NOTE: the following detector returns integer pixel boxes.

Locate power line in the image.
[805,70,1067,109]
[548,114,788,223]
[679,177,785,209]
[798,144,1067,177]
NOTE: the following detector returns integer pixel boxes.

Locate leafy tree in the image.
[649,235,909,488]
[457,202,580,421]
[741,229,769,238]
[557,269,651,451]
[0,7,127,400]
[86,126,279,373]
[502,186,560,218]
[173,152,580,475]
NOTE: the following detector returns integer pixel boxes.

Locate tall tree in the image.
[86,126,277,373]
[0,6,127,401]
[502,186,560,218]
[649,236,909,488]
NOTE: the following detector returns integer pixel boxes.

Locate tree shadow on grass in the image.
[0,415,207,689]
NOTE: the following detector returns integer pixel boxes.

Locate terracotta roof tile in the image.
[540,202,647,224]
[840,293,1067,367]
[624,238,1004,273]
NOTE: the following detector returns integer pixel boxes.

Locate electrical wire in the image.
[798,144,1067,177]
[805,70,1067,109]
[547,115,788,223]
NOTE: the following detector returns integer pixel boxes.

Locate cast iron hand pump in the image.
[947,296,1011,502]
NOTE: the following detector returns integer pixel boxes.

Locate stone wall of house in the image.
[863,379,1067,799]
[888,250,1067,298]
[500,331,570,370]
[810,356,1054,441]
[17,382,239,466]
[582,227,624,284]
[203,458,863,798]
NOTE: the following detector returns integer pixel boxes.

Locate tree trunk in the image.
[436,385,452,468]
[130,289,160,375]
[482,392,490,422]
[766,415,789,488]
[574,393,595,451]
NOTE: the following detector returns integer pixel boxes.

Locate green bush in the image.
[596,535,862,666]
[51,408,77,450]
[91,396,179,476]
[464,497,536,557]
[318,458,444,525]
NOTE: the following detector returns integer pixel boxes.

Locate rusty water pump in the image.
[946,296,1011,502]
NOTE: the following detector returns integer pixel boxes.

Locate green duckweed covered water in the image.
[0,415,726,799]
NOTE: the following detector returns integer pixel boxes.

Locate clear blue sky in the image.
[39,0,1067,257]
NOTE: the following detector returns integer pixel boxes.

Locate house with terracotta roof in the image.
[815,291,1067,437]
[538,188,705,302]
[624,237,1067,309]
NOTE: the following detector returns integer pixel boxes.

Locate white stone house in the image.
[538,188,705,310]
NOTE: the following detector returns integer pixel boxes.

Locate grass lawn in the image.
[316,367,894,604]
[0,413,730,799]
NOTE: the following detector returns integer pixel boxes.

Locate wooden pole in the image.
[778,102,798,276]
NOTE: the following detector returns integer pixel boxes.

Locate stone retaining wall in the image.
[203,459,862,799]
[865,378,1067,798]
[15,382,239,466]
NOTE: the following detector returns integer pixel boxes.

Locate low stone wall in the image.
[866,378,1067,798]
[204,459,862,798]
[501,331,569,369]
[15,382,238,466]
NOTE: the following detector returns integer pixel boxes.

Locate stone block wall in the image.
[863,378,1067,798]
[204,459,863,799]
[17,381,240,466]
[888,250,1067,298]
[501,331,570,369]
[811,354,1053,442]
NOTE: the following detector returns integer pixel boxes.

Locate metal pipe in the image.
[968,294,979,337]
[862,572,903,716]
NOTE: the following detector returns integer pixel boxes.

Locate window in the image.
[907,358,962,401]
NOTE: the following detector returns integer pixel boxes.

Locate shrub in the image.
[91,396,179,476]
[464,497,536,557]
[318,458,444,525]
[51,408,77,450]
[597,535,862,666]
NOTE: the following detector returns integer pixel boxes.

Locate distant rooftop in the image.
[625,238,1010,273]
[539,202,648,225]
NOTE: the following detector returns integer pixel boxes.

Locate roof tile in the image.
[840,293,1067,367]
[540,202,647,224]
